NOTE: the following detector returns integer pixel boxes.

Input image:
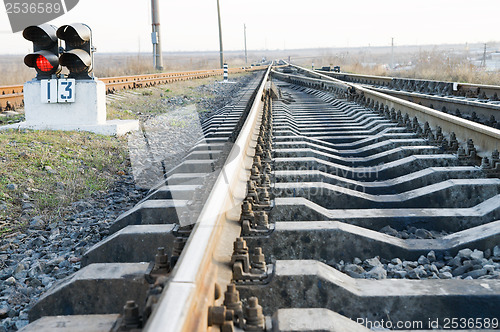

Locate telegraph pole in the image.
[217,0,224,69]
[391,37,394,70]
[151,0,163,70]
[244,24,248,65]
[481,43,487,68]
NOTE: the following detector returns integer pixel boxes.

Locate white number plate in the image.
[58,79,75,103]
[41,79,76,103]
[41,79,58,103]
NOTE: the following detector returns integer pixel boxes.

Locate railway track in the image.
[18,63,500,331]
[316,69,500,130]
[0,67,263,113]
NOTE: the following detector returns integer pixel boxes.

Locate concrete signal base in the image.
[1,79,138,136]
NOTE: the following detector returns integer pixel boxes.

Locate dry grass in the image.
[0,52,253,86]
[396,52,500,85]
[3,45,500,86]
[296,47,500,85]
[337,54,500,85]
[94,53,248,77]
[0,55,33,85]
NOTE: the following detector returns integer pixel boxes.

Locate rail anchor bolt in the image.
[244,297,265,331]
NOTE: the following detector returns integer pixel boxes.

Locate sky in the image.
[0,0,499,55]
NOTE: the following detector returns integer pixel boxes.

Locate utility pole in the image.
[391,37,394,70]
[217,0,224,69]
[151,0,163,70]
[244,24,248,65]
[481,43,487,68]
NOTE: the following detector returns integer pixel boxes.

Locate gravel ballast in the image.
[332,246,500,281]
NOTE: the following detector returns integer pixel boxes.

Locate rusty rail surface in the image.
[275,64,500,156]
[0,66,265,112]
[144,66,272,332]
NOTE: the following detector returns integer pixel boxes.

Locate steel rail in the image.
[144,65,271,332]
[0,84,24,95]
[0,67,265,111]
[317,69,500,99]
[316,70,500,125]
[0,93,24,112]
[276,65,500,156]
[101,68,257,92]
[364,86,500,120]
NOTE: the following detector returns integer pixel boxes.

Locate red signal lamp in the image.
[22,24,61,79]
[35,55,54,72]
[24,50,61,78]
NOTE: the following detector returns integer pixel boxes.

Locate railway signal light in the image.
[23,24,61,80]
[57,23,94,79]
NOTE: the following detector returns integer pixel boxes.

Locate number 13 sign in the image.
[41,79,76,103]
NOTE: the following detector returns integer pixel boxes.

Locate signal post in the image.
[7,23,138,136]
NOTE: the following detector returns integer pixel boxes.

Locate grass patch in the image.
[0,114,25,125]
[0,129,129,235]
